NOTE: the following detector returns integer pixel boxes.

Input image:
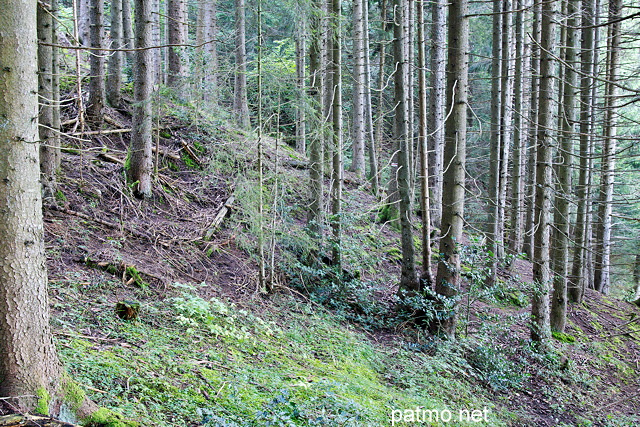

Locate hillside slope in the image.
[27,104,640,426]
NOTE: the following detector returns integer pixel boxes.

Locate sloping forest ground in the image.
[39,97,640,426]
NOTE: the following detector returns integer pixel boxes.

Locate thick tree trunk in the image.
[431,0,469,337]
[87,0,105,124]
[106,0,123,107]
[530,0,556,343]
[128,0,154,198]
[0,0,62,412]
[594,0,621,295]
[428,0,446,229]
[234,0,250,128]
[551,0,578,333]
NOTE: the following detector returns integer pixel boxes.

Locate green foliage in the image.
[468,344,529,392]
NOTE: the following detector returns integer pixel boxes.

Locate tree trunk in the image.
[363,0,378,196]
[417,0,433,288]
[307,0,325,239]
[551,0,578,333]
[151,0,162,85]
[205,0,218,103]
[508,0,526,254]
[487,0,502,283]
[106,0,123,107]
[128,0,154,199]
[234,0,250,128]
[330,0,343,267]
[594,0,621,295]
[167,0,188,91]
[0,0,62,412]
[530,0,556,343]
[394,0,419,293]
[428,0,446,229]
[78,0,91,46]
[38,1,59,196]
[350,0,366,178]
[431,0,469,337]
[87,0,104,124]
[296,21,307,154]
[570,0,598,303]
[122,0,134,64]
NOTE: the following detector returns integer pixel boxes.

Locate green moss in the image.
[62,376,86,411]
[35,387,50,416]
[125,266,148,288]
[83,408,138,427]
[552,331,577,343]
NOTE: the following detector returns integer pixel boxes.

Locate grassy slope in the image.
[47,103,640,426]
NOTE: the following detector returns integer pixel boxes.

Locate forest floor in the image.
[33,99,640,426]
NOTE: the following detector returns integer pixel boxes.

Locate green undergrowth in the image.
[53,280,507,426]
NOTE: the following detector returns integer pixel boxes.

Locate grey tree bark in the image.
[551,0,578,333]
[570,0,597,303]
[530,0,556,343]
[431,0,469,337]
[394,0,419,293]
[363,0,379,196]
[38,1,59,196]
[428,0,446,229]
[87,0,105,124]
[106,0,123,107]
[0,0,62,412]
[330,0,343,267]
[594,0,621,295]
[122,0,134,64]
[167,0,188,91]
[350,0,366,178]
[78,0,91,46]
[128,0,154,199]
[296,21,307,154]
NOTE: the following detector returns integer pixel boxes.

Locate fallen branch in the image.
[0,414,79,427]
[204,196,235,241]
[179,138,204,168]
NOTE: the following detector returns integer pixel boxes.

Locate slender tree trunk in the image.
[307,0,325,238]
[530,0,556,343]
[632,253,640,306]
[151,0,162,85]
[122,0,134,64]
[394,0,419,293]
[78,0,91,46]
[234,0,250,128]
[431,0,469,337]
[508,0,526,254]
[363,0,378,196]
[129,0,154,199]
[350,0,366,178]
[51,0,61,181]
[487,0,502,283]
[571,0,598,302]
[107,0,123,107]
[330,0,343,267]
[296,21,307,154]
[523,0,541,258]
[428,0,446,229]
[374,0,389,198]
[87,0,104,124]
[205,1,218,103]
[0,0,62,412]
[551,0,578,332]
[594,0,621,295]
[417,0,433,287]
[167,0,188,91]
[38,1,58,196]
